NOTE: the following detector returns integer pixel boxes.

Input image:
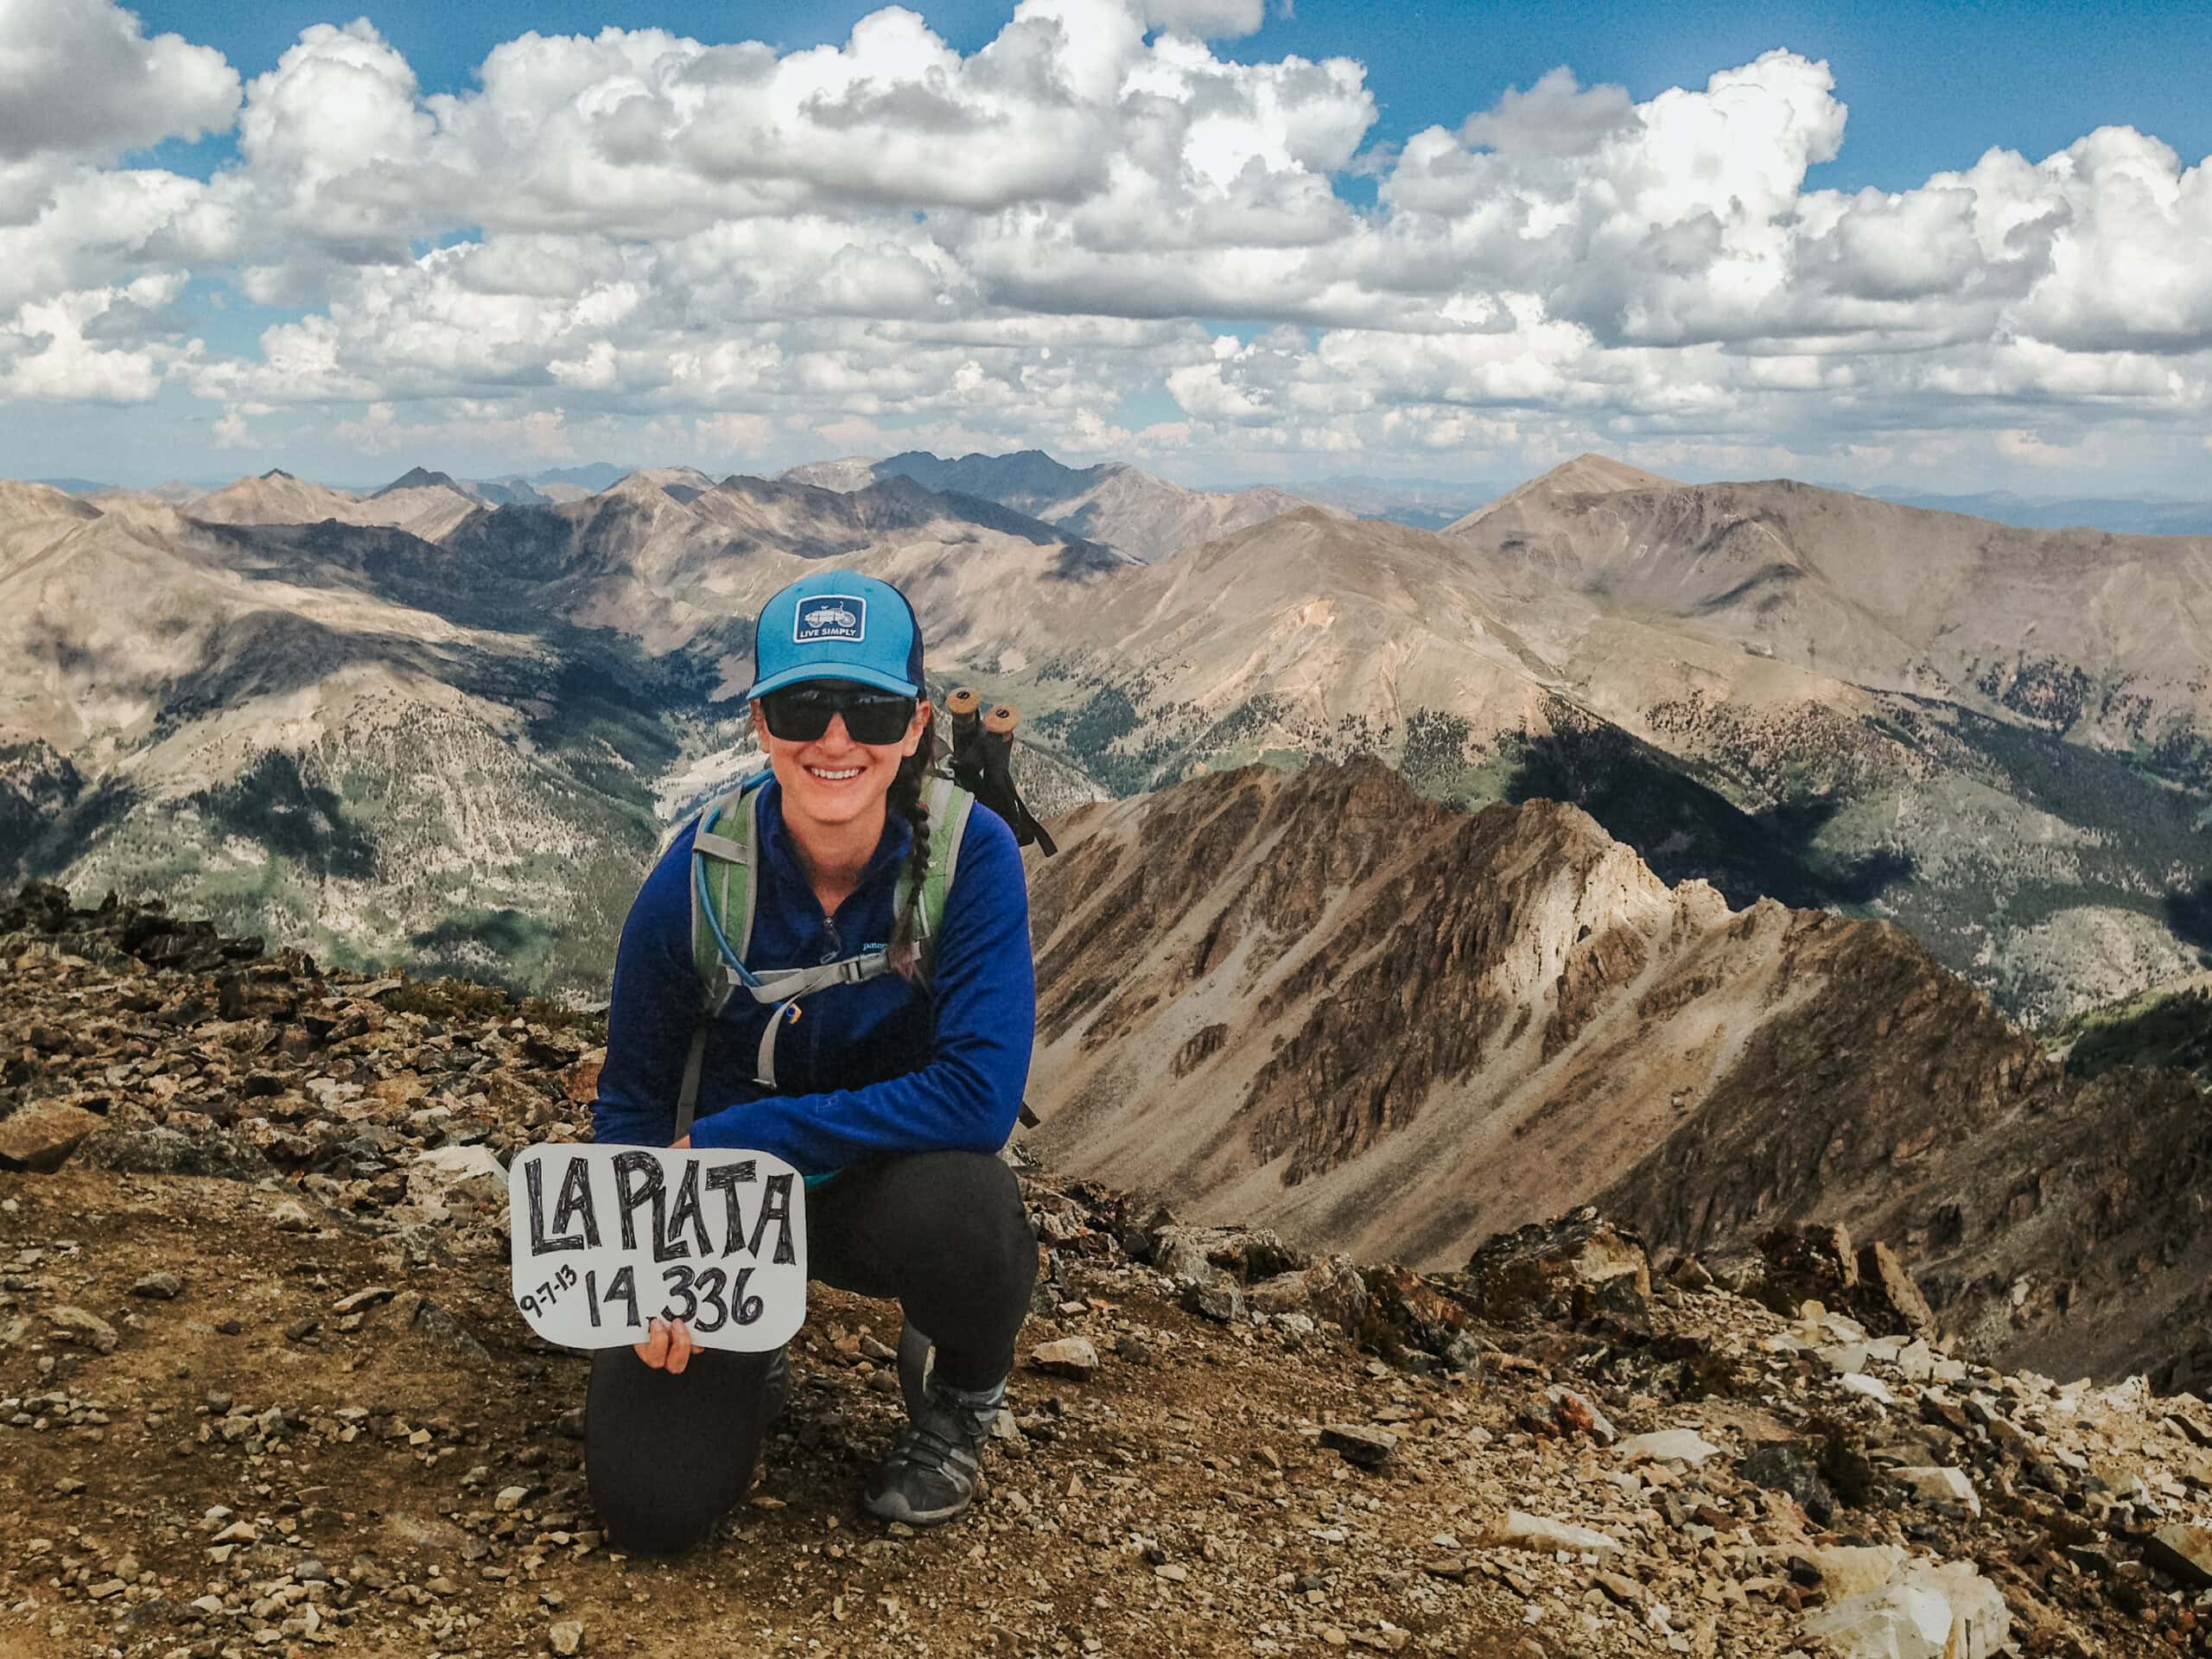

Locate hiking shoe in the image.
[862,1373,1005,1527]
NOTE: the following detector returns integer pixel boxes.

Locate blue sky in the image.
[7,0,2212,493]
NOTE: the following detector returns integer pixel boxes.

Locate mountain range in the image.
[777,448,1338,563]
[2,448,2208,1028]
[0,463,1142,991]
[1869,488,2212,537]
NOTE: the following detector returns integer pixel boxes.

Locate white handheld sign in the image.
[506,1144,807,1352]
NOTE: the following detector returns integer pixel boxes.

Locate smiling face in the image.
[752,690,932,842]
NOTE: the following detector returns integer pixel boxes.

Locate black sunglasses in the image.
[760,682,918,745]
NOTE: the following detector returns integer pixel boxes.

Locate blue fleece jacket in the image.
[590,776,1035,1173]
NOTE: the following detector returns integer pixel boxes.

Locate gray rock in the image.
[130,1271,184,1300]
[1897,1465,1980,1516]
[1741,1441,1837,1526]
[1152,1227,1223,1287]
[1465,1208,1652,1300]
[549,1621,585,1656]
[1319,1422,1397,1469]
[1249,1254,1368,1334]
[1180,1280,1242,1324]
[74,1123,270,1180]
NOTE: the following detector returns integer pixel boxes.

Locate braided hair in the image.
[886,709,940,981]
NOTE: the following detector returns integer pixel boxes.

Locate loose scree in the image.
[505,1145,809,1351]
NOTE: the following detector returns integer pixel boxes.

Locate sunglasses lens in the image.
[842,702,913,743]
[761,691,831,742]
[763,686,914,745]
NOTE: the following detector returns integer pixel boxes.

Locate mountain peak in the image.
[1445,454,1680,533]
[875,448,1107,501]
[1532,453,1678,494]
[373,466,461,497]
[257,468,296,483]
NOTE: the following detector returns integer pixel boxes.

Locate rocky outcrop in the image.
[1027,761,2212,1382]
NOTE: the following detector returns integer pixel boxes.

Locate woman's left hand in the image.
[671,1135,690,1149]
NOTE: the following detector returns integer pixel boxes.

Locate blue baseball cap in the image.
[745,570,926,701]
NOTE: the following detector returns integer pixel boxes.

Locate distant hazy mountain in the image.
[779,448,1336,562]
[779,455,881,493]
[1265,473,1499,531]
[1870,489,2212,537]
[516,461,632,493]
[185,466,482,541]
[38,478,214,501]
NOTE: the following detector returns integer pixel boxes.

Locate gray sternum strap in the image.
[743,952,893,1001]
[747,950,895,1088]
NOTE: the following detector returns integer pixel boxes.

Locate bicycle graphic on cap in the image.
[792,594,868,643]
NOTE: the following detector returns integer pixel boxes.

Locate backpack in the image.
[673,770,976,1139]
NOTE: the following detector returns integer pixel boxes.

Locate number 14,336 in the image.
[583,1264,764,1333]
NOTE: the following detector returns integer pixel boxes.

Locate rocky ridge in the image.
[1027,759,2212,1388]
[3,887,2212,1657]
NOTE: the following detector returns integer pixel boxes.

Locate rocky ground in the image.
[3,884,2211,1659]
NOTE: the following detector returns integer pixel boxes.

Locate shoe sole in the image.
[861,1490,974,1527]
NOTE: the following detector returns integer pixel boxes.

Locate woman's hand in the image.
[632,1134,696,1368]
[632,1313,696,1373]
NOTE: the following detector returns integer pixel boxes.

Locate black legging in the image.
[585,1150,1037,1554]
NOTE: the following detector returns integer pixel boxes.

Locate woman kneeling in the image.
[585,570,1037,1553]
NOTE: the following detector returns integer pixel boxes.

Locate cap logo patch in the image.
[794,595,865,644]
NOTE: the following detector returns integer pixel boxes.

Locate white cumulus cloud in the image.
[0,0,239,165]
[1,1,2209,492]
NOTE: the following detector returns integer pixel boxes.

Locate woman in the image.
[587,569,1038,1550]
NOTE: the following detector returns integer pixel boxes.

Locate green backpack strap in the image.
[679,779,767,1139]
[689,783,764,1009]
[898,775,975,991]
